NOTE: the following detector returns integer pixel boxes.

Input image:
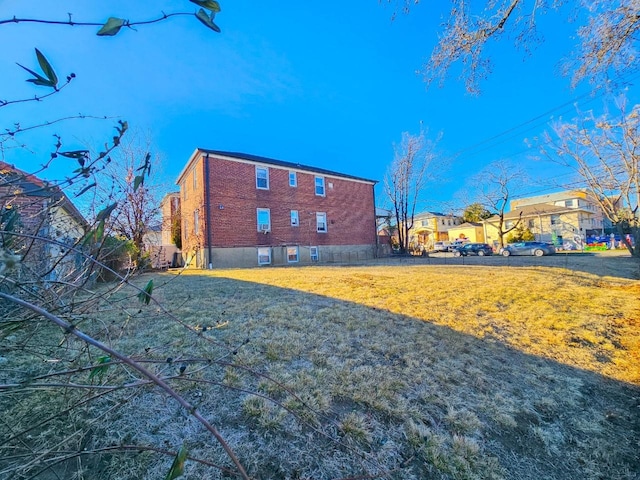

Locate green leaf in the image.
[75,182,97,197]
[138,279,154,305]
[16,62,56,88]
[94,219,105,243]
[195,9,221,33]
[88,355,111,382]
[35,48,58,87]
[136,152,152,174]
[59,150,89,160]
[26,77,56,87]
[165,445,188,480]
[133,175,144,192]
[97,17,125,36]
[96,203,118,222]
[81,219,105,247]
[189,0,221,13]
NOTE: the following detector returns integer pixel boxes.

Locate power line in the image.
[449,70,640,163]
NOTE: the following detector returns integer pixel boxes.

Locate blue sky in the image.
[1,1,637,213]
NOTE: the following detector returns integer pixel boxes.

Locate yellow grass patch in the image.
[189,265,640,385]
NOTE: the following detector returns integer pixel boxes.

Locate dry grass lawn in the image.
[2,261,639,479]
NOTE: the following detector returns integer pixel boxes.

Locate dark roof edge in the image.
[198,149,378,184]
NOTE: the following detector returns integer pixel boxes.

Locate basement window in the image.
[257,247,271,265]
[287,246,299,263]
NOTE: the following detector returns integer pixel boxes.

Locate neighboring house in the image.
[375,207,393,255]
[483,190,607,249]
[160,192,180,246]
[0,161,88,279]
[409,212,462,250]
[145,192,182,269]
[448,222,485,243]
[170,149,378,268]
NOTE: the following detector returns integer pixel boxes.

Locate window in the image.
[257,208,271,232]
[316,212,327,233]
[290,210,299,226]
[289,171,297,187]
[421,220,428,227]
[315,176,325,196]
[287,246,299,263]
[184,219,189,238]
[256,166,269,190]
[310,246,319,262]
[183,182,187,200]
[550,214,560,225]
[193,169,197,190]
[257,247,271,265]
[528,219,535,229]
[194,209,199,235]
[564,200,573,207]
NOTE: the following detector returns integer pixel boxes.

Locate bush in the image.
[98,235,137,281]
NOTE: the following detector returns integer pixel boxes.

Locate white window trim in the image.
[194,209,199,235]
[289,171,297,187]
[287,245,299,263]
[310,246,319,262]
[316,212,327,233]
[291,210,299,227]
[257,247,271,265]
[256,166,269,190]
[257,208,271,232]
[193,169,197,190]
[315,176,325,196]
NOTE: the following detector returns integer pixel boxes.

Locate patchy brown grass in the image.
[209,265,639,385]
[3,262,639,479]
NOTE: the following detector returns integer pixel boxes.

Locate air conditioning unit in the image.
[259,224,270,232]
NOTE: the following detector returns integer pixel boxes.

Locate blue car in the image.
[501,242,556,257]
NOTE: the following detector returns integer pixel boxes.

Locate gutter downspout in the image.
[204,153,213,269]
[372,183,379,259]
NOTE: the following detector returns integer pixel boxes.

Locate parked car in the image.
[501,241,556,257]
[448,239,469,251]
[453,243,493,257]
[433,241,451,252]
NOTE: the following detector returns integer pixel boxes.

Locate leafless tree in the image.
[390,0,640,93]
[384,129,437,253]
[93,131,164,268]
[475,160,527,248]
[542,97,640,256]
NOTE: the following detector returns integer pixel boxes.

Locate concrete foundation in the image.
[186,244,377,269]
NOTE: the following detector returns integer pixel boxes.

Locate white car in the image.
[433,241,451,252]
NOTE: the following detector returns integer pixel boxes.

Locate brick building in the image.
[0,161,87,279]
[172,149,378,268]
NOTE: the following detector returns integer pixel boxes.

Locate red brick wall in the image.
[186,154,376,248]
[178,158,205,253]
